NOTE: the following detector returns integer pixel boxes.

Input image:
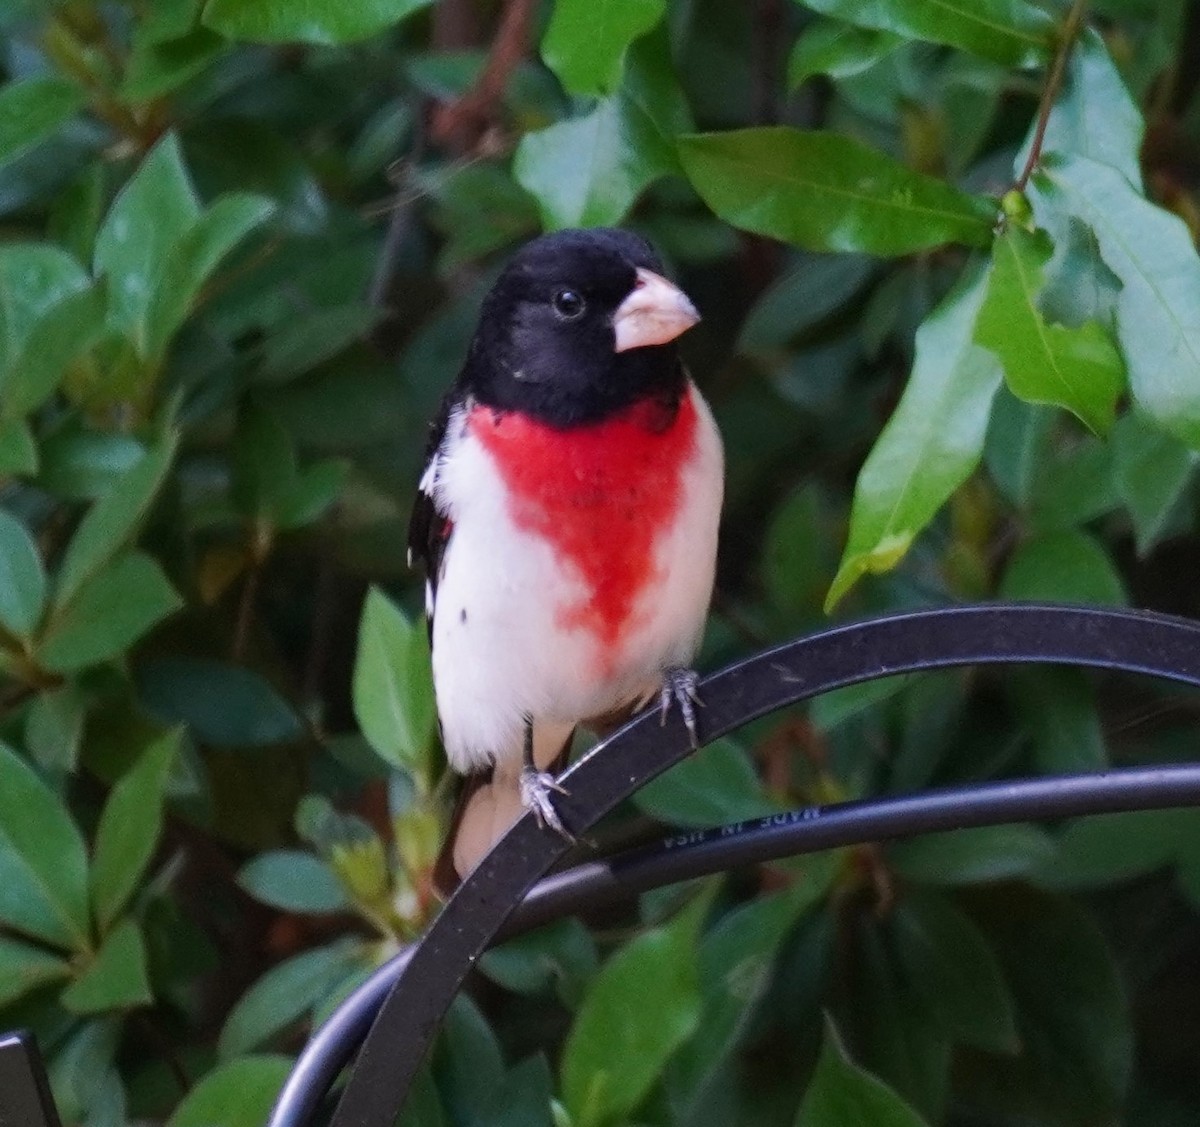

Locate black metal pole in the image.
[264,603,1200,1127]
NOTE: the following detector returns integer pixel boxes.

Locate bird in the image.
[408,227,723,891]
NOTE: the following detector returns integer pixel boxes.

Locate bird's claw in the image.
[659,667,703,748]
[520,767,575,841]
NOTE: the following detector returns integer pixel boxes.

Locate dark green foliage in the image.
[0,0,1199,1123]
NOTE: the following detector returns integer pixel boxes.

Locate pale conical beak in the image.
[612,267,700,353]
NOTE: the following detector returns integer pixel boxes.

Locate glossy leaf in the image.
[0,508,45,638]
[515,31,689,229]
[1039,155,1200,450]
[94,134,200,347]
[237,850,349,913]
[634,738,779,825]
[90,731,178,932]
[796,1018,930,1127]
[542,0,665,96]
[40,551,182,673]
[144,192,275,360]
[1113,411,1197,555]
[136,657,303,747]
[218,940,362,1059]
[0,418,35,475]
[890,825,1057,885]
[1011,668,1105,774]
[892,891,1019,1053]
[165,1055,293,1127]
[828,267,1000,608]
[793,0,1053,67]
[1033,28,1143,189]
[561,897,704,1126]
[54,433,177,608]
[0,244,91,378]
[962,887,1132,1115]
[975,225,1123,434]
[0,933,70,1005]
[0,741,90,949]
[26,683,87,774]
[4,283,107,415]
[788,20,903,87]
[1000,529,1127,605]
[674,859,838,1110]
[0,76,85,169]
[680,129,996,255]
[62,919,152,1013]
[352,587,436,780]
[202,0,434,45]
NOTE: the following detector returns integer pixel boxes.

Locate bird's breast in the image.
[468,390,700,653]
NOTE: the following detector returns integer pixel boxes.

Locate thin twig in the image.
[1013,0,1090,193]
[431,0,539,154]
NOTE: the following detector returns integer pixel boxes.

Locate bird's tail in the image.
[433,721,574,897]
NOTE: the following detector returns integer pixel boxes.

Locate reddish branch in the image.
[1013,0,1090,193]
[431,0,539,154]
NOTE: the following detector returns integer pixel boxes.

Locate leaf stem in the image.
[1013,0,1090,194]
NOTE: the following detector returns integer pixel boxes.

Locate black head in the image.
[460,228,699,426]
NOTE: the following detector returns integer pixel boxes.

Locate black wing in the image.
[407,392,458,637]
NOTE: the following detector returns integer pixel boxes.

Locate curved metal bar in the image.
[270,761,1200,1127]
[274,603,1200,1127]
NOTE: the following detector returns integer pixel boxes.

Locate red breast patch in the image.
[470,391,699,665]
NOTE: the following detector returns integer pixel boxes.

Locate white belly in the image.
[429,386,723,773]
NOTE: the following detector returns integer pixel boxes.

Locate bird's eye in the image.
[552,288,585,319]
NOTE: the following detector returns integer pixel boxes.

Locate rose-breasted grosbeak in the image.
[409,228,723,890]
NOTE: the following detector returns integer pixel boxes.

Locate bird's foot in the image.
[659,667,703,749]
[519,767,574,841]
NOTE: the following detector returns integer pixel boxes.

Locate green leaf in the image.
[0,417,36,475]
[961,886,1132,1115]
[788,20,903,87]
[218,940,362,1059]
[1000,529,1127,605]
[827,266,1000,608]
[674,860,838,1110]
[0,741,90,949]
[4,283,108,416]
[1010,668,1106,774]
[542,0,665,96]
[40,551,182,673]
[62,919,152,1013]
[166,1055,294,1127]
[561,899,704,1127]
[53,433,177,608]
[1113,412,1197,555]
[90,730,178,933]
[0,508,46,638]
[634,738,780,825]
[26,683,87,774]
[515,30,690,229]
[796,1018,930,1127]
[1039,154,1200,450]
[121,27,226,103]
[479,918,598,1005]
[0,244,91,382]
[680,129,996,255]
[792,0,1053,67]
[1036,809,1196,889]
[1034,28,1144,189]
[892,890,1019,1054]
[275,458,348,529]
[201,0,434,45]
[975,225,1123,434]
[0,933,69,1005]
[352,587,436,780]
[37,427,147,501]
[0,77,86,170]
[891,825,1057,885]
[144,192,274,361]
[237,850,350,913]
[136,657,303,747]
[94,134,200,350]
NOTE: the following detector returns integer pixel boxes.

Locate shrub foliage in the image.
[0,0,1198,1123]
